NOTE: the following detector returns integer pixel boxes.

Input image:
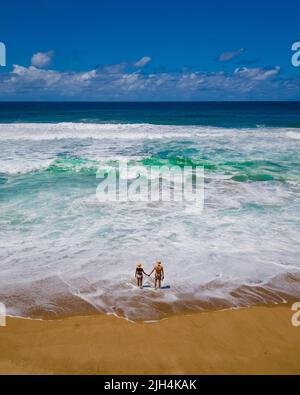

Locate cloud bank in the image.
[0,52,299,100]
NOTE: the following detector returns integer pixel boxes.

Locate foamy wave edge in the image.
[0,122,299,141]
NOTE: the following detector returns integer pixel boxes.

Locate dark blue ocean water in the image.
[0,101,300,127]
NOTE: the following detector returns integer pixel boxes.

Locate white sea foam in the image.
[286,131,300,140]
[0,122,197,141]
[0,122,299,141]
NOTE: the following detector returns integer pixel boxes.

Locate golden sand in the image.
[0,305,299,375]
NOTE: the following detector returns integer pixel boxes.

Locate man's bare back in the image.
[149,261,164,289]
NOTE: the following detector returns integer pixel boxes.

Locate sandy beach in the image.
[0,304,299,375]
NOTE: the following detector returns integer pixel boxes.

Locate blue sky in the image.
[0,0,300,100]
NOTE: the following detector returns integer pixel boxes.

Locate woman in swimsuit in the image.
[135,263,149,289]
[149,261,164,289]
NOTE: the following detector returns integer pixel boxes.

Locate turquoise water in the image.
[0,103,300,320]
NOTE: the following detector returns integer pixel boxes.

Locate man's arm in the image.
[148,267,155,276]
[161,267,164,280]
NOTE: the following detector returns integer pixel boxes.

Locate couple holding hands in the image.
[135,261,164,289]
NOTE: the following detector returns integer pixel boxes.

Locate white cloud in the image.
[31,51,54,68]
[134,56,151,67]
[234,66,280,81]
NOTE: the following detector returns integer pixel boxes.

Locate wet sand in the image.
[0,304,299,374]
